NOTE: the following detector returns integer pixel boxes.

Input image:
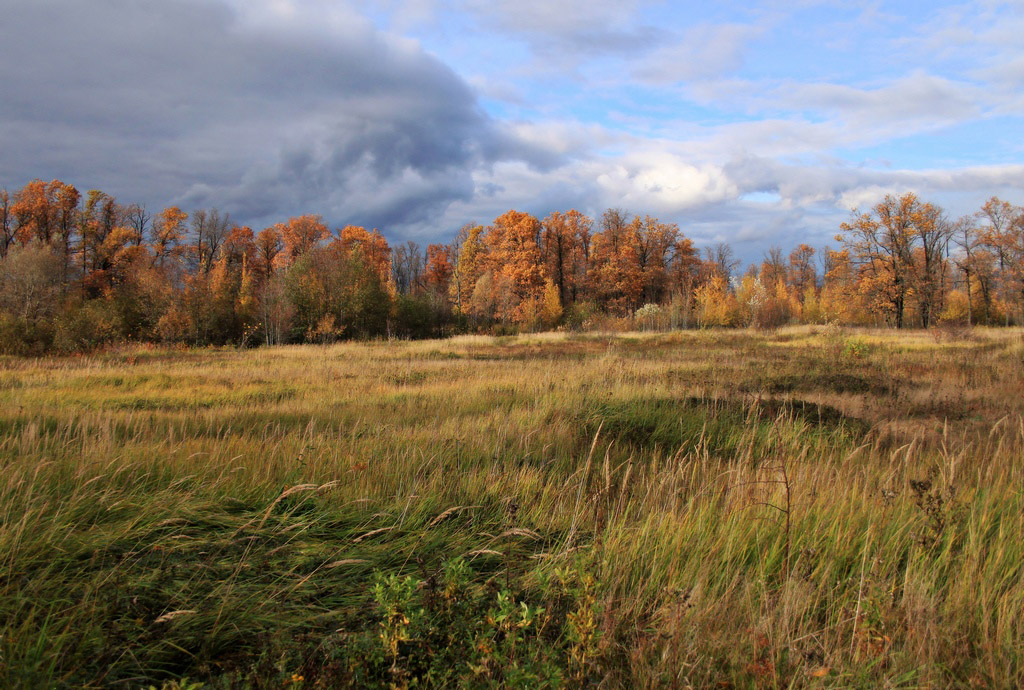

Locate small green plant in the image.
[842,336,872,359]
[339,558,568,687]
[562,570,602,684]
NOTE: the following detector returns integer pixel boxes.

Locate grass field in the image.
[2,327,1023,688]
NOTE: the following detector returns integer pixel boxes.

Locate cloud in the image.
[433,139,1024,262]
[0,0,553,237]
[633,23,765,84]
[778,73,984,130]
[1,0,1021,263]
[721,155,1024,228]
[460,0,648,35]
[593,153,738,211]
[456,0,668,65]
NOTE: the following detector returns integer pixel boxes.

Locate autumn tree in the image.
[450,223,485,315]
[10,179,80,286]
[255,226,282,278]
[694,274,739,327]
[336,225,392,286]
[760,246,787,290]
[221,226,256,268]
[483,210,545,323]
[664,235,702,327]
[951,216,999,325]
[819,248,865,324]
[588,209,643,314]
[841,193,925,328]
[629,215,679,304]
[286,242,391,342]
[78,190,126,292]
[277,214,329,266]
[540,279,562,329]
[11,179,54,244]
[107,248,174,343]
[424,243,454,295]
[977,197,1024,323]
[541,209,591,306]
[788,244,817,302]
[152,206,188,270]
[910,202,953,328]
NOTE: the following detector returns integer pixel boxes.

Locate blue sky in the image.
[373,0,1024,256]
[1,0,1022,264]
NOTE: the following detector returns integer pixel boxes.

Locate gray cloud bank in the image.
[0,0,553,235]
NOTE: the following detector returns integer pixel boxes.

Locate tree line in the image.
[1,178,1022,353]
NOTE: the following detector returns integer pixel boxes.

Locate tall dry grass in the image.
[1,327,1022,687]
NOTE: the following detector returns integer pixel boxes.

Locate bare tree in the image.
[392,240,424,294]
[125,203,150,246]
[0,242,61,321]
[761,246,787,287]
[951,216,980,326]
[0,189,12,258]
[706,242,739,281]
[191,208,230,273]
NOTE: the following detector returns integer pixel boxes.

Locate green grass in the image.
[2,327,1023,688]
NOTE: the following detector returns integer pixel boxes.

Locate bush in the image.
[52,300,124,353]
[751,296,791,331]
[0,312,53,356]
[634,303,662,331]
[565,301,600,332]
[842,336,872,359]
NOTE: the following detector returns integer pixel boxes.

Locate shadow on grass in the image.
[579,395,867,459]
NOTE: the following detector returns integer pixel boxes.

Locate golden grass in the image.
[1,326,1023,687]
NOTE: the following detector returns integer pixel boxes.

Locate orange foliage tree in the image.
[152,206,188,270]
[336,225,392,286]
[841,193,922,328]
[483,210,545,323]
[424,243,454,295]
[276,214,330,266]
[541,210,591,306]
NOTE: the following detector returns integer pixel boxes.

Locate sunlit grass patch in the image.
[35,374,299,411]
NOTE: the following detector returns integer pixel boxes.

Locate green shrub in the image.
[0,312,53,355]
[333,559,603,688]
[52,299,124,353]
[842,336,872,359]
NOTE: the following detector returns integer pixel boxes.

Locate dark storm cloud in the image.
[0,0,550,236]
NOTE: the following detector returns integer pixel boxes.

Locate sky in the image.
[1,0,1023,264]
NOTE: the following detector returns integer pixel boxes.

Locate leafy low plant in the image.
[335,558,581,688]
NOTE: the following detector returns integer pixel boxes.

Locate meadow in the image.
[1,327,1023,688]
